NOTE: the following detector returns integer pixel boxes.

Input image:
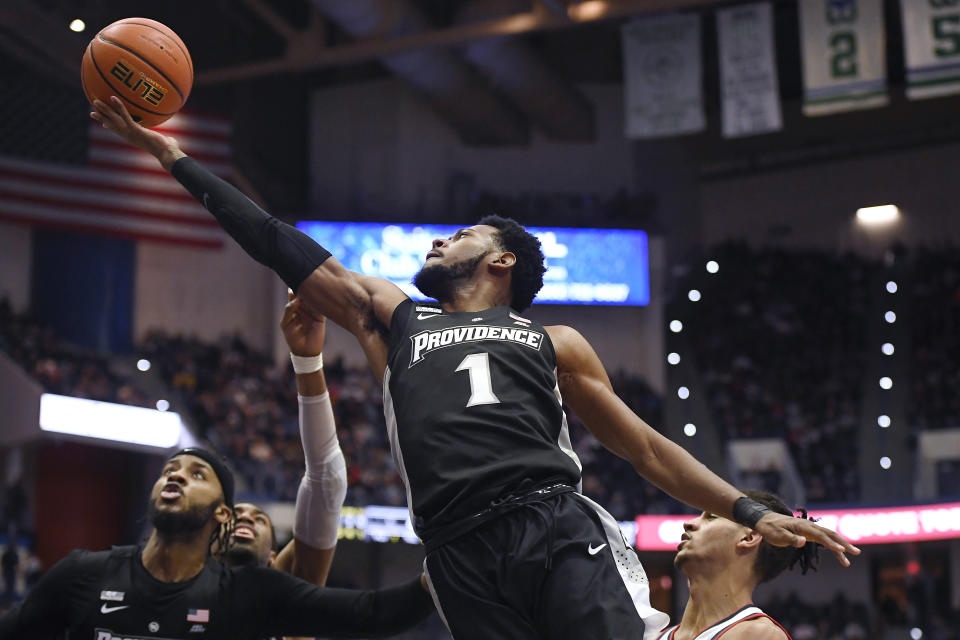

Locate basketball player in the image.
[217,293,345,591]
[91,97,859,640]
[659,490,820,640]
[0,448,434,639]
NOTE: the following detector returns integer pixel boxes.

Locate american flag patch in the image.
[186,609,209,623]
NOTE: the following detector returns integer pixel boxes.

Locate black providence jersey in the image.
[0,545,433,640]
[384,300,583,543]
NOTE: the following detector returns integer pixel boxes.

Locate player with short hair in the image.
[660,490,820,640]
[90,97,859,640]
[0,448,434,639]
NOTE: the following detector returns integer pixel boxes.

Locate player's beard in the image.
[149,495,220,538]
[219,542,267,568]
[413,250,488,303]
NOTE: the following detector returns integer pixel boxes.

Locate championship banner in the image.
[621,13,705,138]
[901,0,960,99]
[799,0,888,115]
[717,2,783,138]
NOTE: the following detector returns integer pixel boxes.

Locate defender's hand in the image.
[89,96,184,170]
[754,512,861,567]
[281,291,326,357]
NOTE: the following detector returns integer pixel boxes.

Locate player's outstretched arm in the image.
[247,569,434,639]
[273,293,344,587]
[89,98,407,358]
[548,325,861,567]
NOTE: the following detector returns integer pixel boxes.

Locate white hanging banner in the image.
[799,0,888,115]
[901,0,960,100]
[621,13,705,138]
[717,2,783,138]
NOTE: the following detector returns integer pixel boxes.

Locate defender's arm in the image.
[273,295,343,586]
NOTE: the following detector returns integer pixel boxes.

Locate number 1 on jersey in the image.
[456,352,501,407]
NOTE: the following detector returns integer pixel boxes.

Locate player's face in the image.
[423,225,499,268]
[150,455,225,520]
[414,225,500,301]
[674,511,746,572]
[227,503,276,565]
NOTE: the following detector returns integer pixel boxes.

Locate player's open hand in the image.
[755,512,861,567]
[281,290,326,357]
[89,96,183,170]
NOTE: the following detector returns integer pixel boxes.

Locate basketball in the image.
[81,18,193,128]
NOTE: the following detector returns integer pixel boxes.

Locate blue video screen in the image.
[295,222,650,306]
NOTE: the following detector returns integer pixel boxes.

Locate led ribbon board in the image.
[635,502,960,550]
[296,222,650,306]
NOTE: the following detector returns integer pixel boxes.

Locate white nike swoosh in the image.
[417,313,441,320]
[202,193,211,209]
[588,543,607,555]
[101,604,130,614]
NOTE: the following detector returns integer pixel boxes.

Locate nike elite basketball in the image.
[81,18,193,128]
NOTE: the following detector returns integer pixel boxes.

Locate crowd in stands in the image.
[762,592,875,639]
[4,245,959,513]
[672,242,872,504]
[908,248,960,432]
[0,298,151,408]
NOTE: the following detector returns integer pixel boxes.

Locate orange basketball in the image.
[81,18,193,128]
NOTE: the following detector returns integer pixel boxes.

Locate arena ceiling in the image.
[2,0,957,209]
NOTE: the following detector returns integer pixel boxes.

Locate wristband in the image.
[732,496,774,529]
[290,353,323,374]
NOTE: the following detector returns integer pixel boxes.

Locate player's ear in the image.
[266,550,278,567]
[214,504,232,525]
[489,251,516,274]
[736,529,763,552]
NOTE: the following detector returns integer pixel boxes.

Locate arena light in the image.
[911,628,924,640]
[156,399,170,412]
[706,260,719,274]
[880,456,892,470]
[137,358,151,372]
[885,310,897,323]
[669,320,683,333]
[687,289,701,302]
[880,376,893,389]
[40,393,181,449]
[69,19,86,32]
[568,1,609,21]
[677,386,690,399]
[667,352,681,365]
[856,204,900,225]
[878,415,891,428]
[683,423,697,437]
[882,342,895,355]
[886,281,898,294]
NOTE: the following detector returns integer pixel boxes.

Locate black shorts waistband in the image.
[422,483,576,554]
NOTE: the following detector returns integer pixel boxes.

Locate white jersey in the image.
[656,605,791,640]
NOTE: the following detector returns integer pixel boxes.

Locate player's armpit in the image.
[721,618,790,640]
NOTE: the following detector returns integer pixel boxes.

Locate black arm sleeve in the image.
[0,552,78,639]
[170,156,331,292]
[242,569,435,639]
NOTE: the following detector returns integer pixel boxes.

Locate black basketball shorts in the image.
[422,491,669,640]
